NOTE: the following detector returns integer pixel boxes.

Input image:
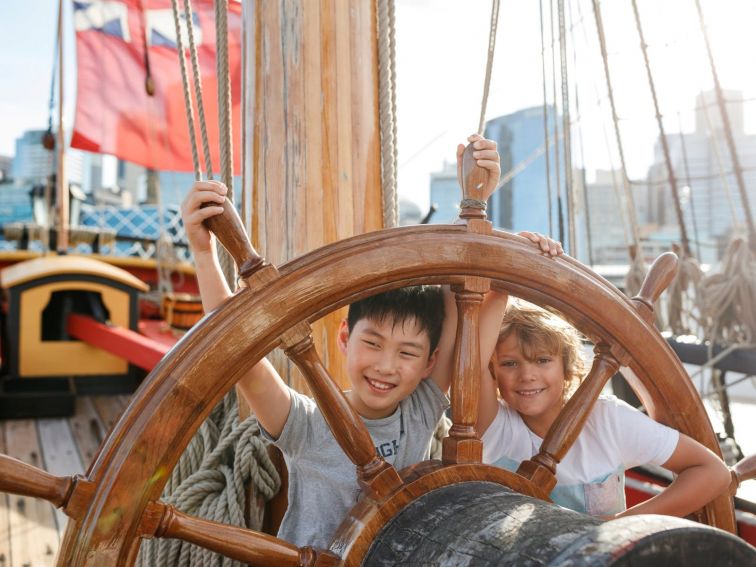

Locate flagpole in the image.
[56,0,69,253]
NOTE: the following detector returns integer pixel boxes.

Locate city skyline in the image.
[394,0,756,213]
[427,91,755,265]
[2,1,755,215]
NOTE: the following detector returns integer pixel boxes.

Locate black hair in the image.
[346,285,445,354]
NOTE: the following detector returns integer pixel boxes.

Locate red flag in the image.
[71,0,242,174]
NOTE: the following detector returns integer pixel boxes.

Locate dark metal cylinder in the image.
[362,481,755,566]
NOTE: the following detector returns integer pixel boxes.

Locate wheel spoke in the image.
[143,501,338,567]
[443,277,490,465]
[0,454,93,520]
[202,197,268,278]
[517,343,620,491]
[630,251,678,323]
[282,324,402,499]
[517,252,678,492]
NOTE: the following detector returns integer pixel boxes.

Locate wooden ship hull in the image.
[0,0,755,565]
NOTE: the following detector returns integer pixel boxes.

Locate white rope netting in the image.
[699,238,756,346]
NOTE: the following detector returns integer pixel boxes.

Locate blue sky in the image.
[0,0,76,157]
[2,0,754,211]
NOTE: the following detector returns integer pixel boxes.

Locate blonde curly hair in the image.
[496,301,588,401]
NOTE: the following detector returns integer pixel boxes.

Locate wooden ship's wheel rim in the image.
[47,222,734,566]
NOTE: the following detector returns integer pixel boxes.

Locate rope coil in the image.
[666,251,703,336]
[699,238,756,345]
[137,391,280,567]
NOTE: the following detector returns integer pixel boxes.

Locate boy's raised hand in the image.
[518,231,564,258]
[181,180,228,255]
[456,134,501,197]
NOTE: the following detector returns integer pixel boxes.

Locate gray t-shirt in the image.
[263,379,448,549]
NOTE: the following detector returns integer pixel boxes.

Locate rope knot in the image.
[460,198,488,210]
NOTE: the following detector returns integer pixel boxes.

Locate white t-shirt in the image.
[481,395,679,516]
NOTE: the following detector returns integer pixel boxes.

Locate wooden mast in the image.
[55,0,69,253]
[243,1,385,390]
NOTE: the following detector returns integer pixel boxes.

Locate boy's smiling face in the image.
[339,316,437,419]
[493,332,566,437]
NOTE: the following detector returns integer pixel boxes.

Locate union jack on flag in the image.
[71,0,242,173]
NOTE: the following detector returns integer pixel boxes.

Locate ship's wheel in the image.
[0,160,738,566]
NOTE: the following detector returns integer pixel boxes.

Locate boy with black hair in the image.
[181,134,556,548]
[182,178,477,547]
[180,195,449,546]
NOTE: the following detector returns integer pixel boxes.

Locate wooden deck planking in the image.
[4,420,59,567]
[0,395,131,567]
[91,395,127,435]
[37,419,84,538]
[67,397,106,472]
[116,394,131,412]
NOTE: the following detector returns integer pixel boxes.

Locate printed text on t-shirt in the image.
[376,440,399,458]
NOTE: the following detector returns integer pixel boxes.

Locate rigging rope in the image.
[567,0,592,265]
[631,0,701,334]
[136,390,281,567]
[549,0,565,245]
[54,0,68,253]
[151,7,279,567]
[696,10,756,430]
[573,0,629,254]
[376,0,398,227]
[676,113,702,260]
[40,20,59,252]
[694,0,756,253]
[213,0,238,285]
[539,0,554,238]
[699,94,740,227]
[593,0,662,308]
[476,0,501,136]
[496,137,556,189]
[697,236,756,449]
[170,0,202,180]
[590,0,640,254]
[630,0,692,259]
[184,0,215,179]
[557,0,576,256]
[173,0,235,287]
[632,166,756,186]
[215,0,233,194]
